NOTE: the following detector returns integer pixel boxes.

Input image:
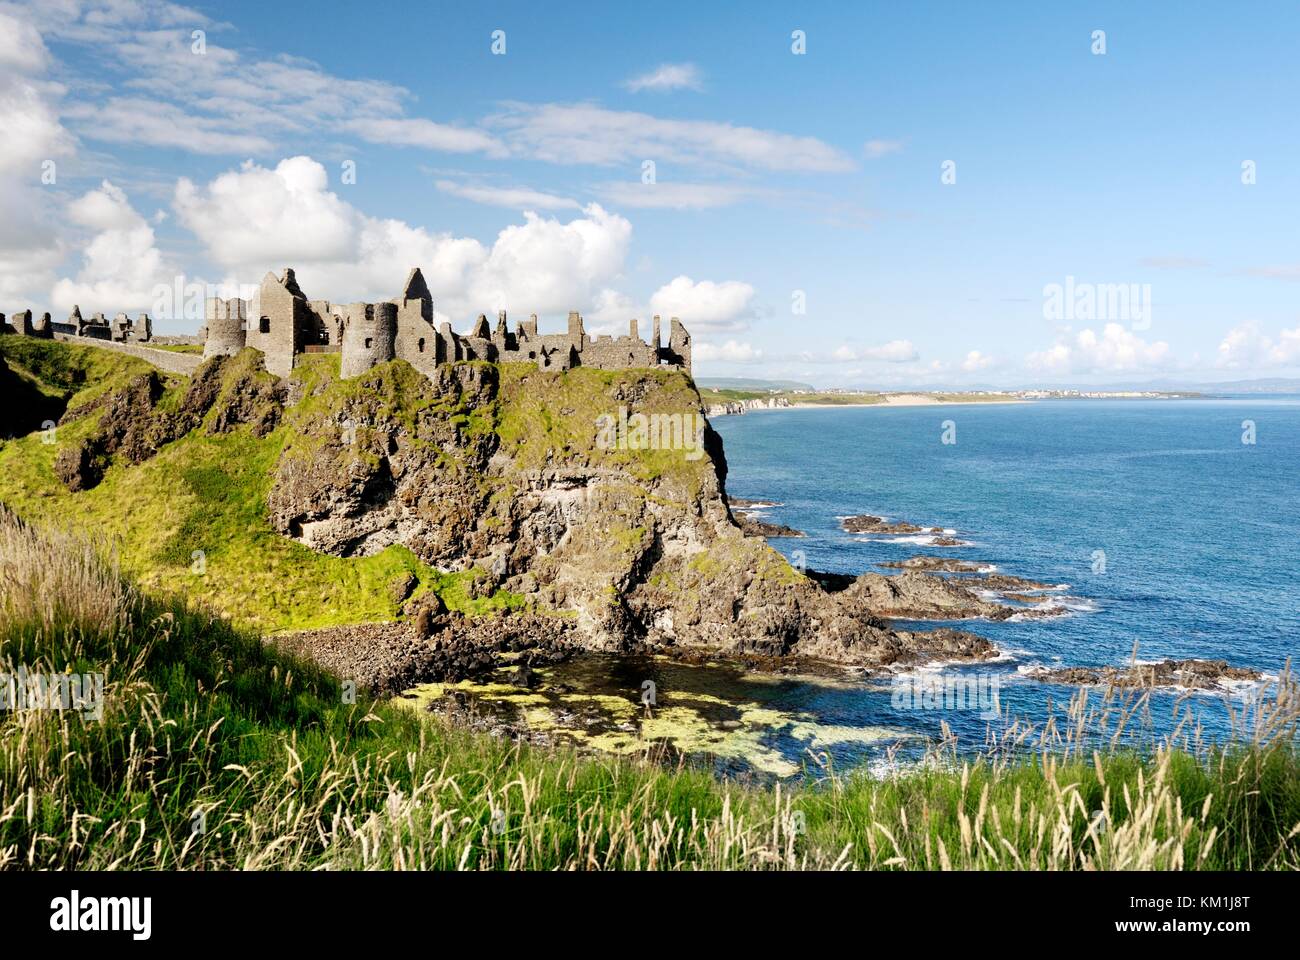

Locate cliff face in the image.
[263,355,991,666]
[2,340,992,667]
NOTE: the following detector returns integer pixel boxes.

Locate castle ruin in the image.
[202,268,691,379]
[0,307,151,343]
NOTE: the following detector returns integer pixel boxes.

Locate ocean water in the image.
[705,397,1300,760]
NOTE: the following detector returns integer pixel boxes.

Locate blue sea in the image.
[700,396,1299,765]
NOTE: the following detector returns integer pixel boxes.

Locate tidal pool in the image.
[400,653,924,779]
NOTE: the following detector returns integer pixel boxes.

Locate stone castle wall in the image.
[1,267,693,387]
[200,267,691,382]
[50,334,204,375]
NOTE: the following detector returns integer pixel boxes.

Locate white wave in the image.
[852,534,975,547]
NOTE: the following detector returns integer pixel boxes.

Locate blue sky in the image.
[3,0,1300,386]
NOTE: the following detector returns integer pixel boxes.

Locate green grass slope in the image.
[0,342,526,632]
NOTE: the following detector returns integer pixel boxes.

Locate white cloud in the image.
[694,339,762,363]
[863,139,903,159]
[64,96,275,154]
[1245,265,1300,280]
[435,180,579,211]
[832,340,919,363]
[961,350,995,372]
[18,4,500,160]
[595,181,752,209]
[649,276,756,332]
[51,180,168,312]
[1138,255,1209,270]
[584,288,637,332]
[490,102,855,173]
[624,63,704,93]
[0,8,49,72]
[173,155,634,320]
[1216,321,1300,369]
[342,118,504,156]
[174,157,357,268]
[0,8,76,305]
[1027,323,1172,373]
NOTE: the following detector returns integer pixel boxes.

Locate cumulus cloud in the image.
[435,179,579,211]
[961,350,995,372]
[694,339,763,363]
[174,157,356,268]
[51,180,168,312]
[832,340,919,363]
[173,155,633,320]
[1216,321,1300,369]
[1027,323,1172,373]
[649,276,756,332]
[0,8,76,305]
[624,63,704,93]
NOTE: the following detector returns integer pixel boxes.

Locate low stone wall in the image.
[53,334,204,375]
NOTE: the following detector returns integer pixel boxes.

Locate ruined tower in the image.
[248,268,315,378]
[340,301,397,378]
[204,297,247,359]
[391,268,438,374]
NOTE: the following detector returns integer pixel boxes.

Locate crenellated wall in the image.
[189,266,691,383]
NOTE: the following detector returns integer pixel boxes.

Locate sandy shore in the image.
[783,394,1029,409]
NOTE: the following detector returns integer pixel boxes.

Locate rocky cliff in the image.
[7,342,995,670]
[259,354,990,666]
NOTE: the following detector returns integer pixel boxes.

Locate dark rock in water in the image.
[879,556,988,573]
[1026,658,1263,691]
[959,573,1058,592]
[843,570,1009,620]
[878,626,998,665]
[726,496,780,510]
[734,512,805,539]
[725,494,804,538]
[841,514,936,535]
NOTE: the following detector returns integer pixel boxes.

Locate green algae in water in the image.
[398,653,919,778]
